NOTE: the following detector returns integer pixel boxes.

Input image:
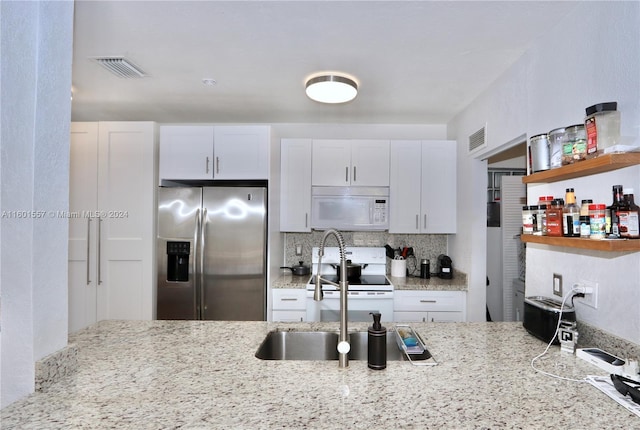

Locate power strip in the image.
[577,348,625,375]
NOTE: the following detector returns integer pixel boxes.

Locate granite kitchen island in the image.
[1,320,637,429]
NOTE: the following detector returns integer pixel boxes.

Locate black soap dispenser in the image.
[368,312,387,370]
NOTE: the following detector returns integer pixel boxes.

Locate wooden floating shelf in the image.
[522,153,640,184]
[521,234,640,252]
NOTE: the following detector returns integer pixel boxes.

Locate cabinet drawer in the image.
[393,311,463,323]
[272,310,306,322]
[394,291,464,312]
[272,289,307,310]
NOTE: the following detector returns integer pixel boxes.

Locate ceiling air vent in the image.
[468,126,487,153]
[91,57,146,78]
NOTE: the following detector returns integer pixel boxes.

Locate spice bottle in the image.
[522,206,534,235]
[563,188,580,237]
[546,199,564,237]
[606,185,625,237]
[619,188,639,239]
[536,204,548,236]
[589,204,607,240]
[580,199,592,217]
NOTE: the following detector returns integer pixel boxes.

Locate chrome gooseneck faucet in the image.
[314,228,350,368]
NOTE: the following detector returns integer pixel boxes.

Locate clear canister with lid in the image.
[548,127,565,169]
[589,204,606,239]
[529,134,550,172]
[562,124,587,165]
[585,102,621,158]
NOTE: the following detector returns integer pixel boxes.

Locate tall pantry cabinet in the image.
[68,122,157,333]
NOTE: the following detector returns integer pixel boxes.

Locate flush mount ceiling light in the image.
[305,74,358,104]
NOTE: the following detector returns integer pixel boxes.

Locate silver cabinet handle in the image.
[281,298,299,302]
[216,157,220,174]
[353,166,357,182]
[424,214,427,229]
[86,218,92,285]
[97,217,103,285]
[305,213,308,228]
[420,300,437,303]
[415,214,419,230]
[345,166,349,183]
[206,156,210,174]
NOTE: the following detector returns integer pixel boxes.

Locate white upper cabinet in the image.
[389,140,457,234]
[421,140,457,233]
[280,139,312,232]
[311,139,390,186]
[389,141,422,233]
[159,125,270,181]
[213,126,270,180]
[159,126,214,181]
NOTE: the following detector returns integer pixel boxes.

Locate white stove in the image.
[306,247,394,322]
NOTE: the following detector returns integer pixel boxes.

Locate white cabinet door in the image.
[97,122,156,323]
[213,126,270,179]
[69,122,156,332]
[389,141,422,233]
[389,140,457,234]
[280,139,312,232]
[159,125,214,181]
[311,139,390,186]
[421,140,457,233]
[311,139,351,186]
[350,140,390,186]
[68,122,99,333]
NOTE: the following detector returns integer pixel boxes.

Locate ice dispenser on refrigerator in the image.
[166,241,190,282]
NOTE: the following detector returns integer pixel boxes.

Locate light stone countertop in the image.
[272,271,467,291]
[1,320,637,429]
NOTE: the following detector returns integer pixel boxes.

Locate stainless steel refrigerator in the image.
[157,186,267,320]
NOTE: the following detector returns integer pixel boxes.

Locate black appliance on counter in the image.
[437,254,453,279]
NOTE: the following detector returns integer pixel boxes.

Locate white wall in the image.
[0,1,74,407]
[448,2,640,343]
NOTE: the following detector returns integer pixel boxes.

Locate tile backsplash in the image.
[284,232,447,276]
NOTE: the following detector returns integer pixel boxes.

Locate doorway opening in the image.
[485,140,527,322]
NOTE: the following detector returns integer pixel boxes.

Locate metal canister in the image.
[530,134,550,172]
[420,259,430,279]
[548,127,565,169]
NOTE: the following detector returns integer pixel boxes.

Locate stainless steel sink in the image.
[255,330,433,362]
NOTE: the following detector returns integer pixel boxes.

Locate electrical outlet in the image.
[295,245,302,256]
[579,279,599,309]
[553,273,563,297]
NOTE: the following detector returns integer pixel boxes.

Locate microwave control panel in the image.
[373,199,388,225]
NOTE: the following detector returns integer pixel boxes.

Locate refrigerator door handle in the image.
[86,218,92,285]
[97,217,103,285]
[199,208,208,319]
[194,208,201,318]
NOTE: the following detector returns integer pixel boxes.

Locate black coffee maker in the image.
[437,254,453,279]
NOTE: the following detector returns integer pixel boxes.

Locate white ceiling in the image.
[70,1,579,124]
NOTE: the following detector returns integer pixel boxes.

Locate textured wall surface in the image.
[0,1,74,408]
[449,1,640,341]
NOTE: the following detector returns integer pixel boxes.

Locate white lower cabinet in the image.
[272,289,307,322]
[69,122,157,333]
[393,290,466,322]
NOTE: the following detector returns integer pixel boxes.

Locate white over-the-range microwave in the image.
[310,186,389,231]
